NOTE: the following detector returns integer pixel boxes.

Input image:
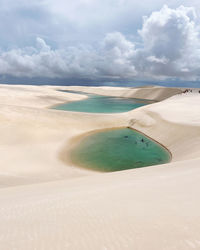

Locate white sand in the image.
[0,84,199,249]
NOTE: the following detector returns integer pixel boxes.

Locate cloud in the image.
[134,5,200,80]
[97,32,136,78]
[0,33,136,79]
[0,0,187,49]
[1,4,200,82]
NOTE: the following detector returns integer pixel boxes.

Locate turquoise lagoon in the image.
[70,128,171,172]
[53,91,155,113]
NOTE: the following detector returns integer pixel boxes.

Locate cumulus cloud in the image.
[1,5,200,82]
[0,42,96,78]
[133,5,200,80]
[97,32,136,78]
[0,32,137,79]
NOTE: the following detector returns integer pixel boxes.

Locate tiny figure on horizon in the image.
[183,89,193,94]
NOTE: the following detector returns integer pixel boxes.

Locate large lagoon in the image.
[53,91,155,113]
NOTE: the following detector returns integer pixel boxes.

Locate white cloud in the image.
[0,34,136,79]
[147,56,168,64]
[36,37,51,52]
[134,5,200,80]
[97,32,136,78]
[0,4,200,82]
[139,5,197,60]
[0,0,185,49]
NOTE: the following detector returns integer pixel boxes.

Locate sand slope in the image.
[58,85,182,101]
[0,84,199,249]
[129,93,200,161]
[0,157,200,250]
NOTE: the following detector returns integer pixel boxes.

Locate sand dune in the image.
[0,84,199,249]
[57,85,182,101]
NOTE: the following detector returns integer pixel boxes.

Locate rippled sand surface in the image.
[0,84,200,249]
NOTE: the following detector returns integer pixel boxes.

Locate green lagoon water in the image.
[71,128,171,172]
[53,93,154,113]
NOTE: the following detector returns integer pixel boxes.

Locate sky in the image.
[1,0,200,86]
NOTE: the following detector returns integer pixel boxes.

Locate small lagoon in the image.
[70,128,171,172]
